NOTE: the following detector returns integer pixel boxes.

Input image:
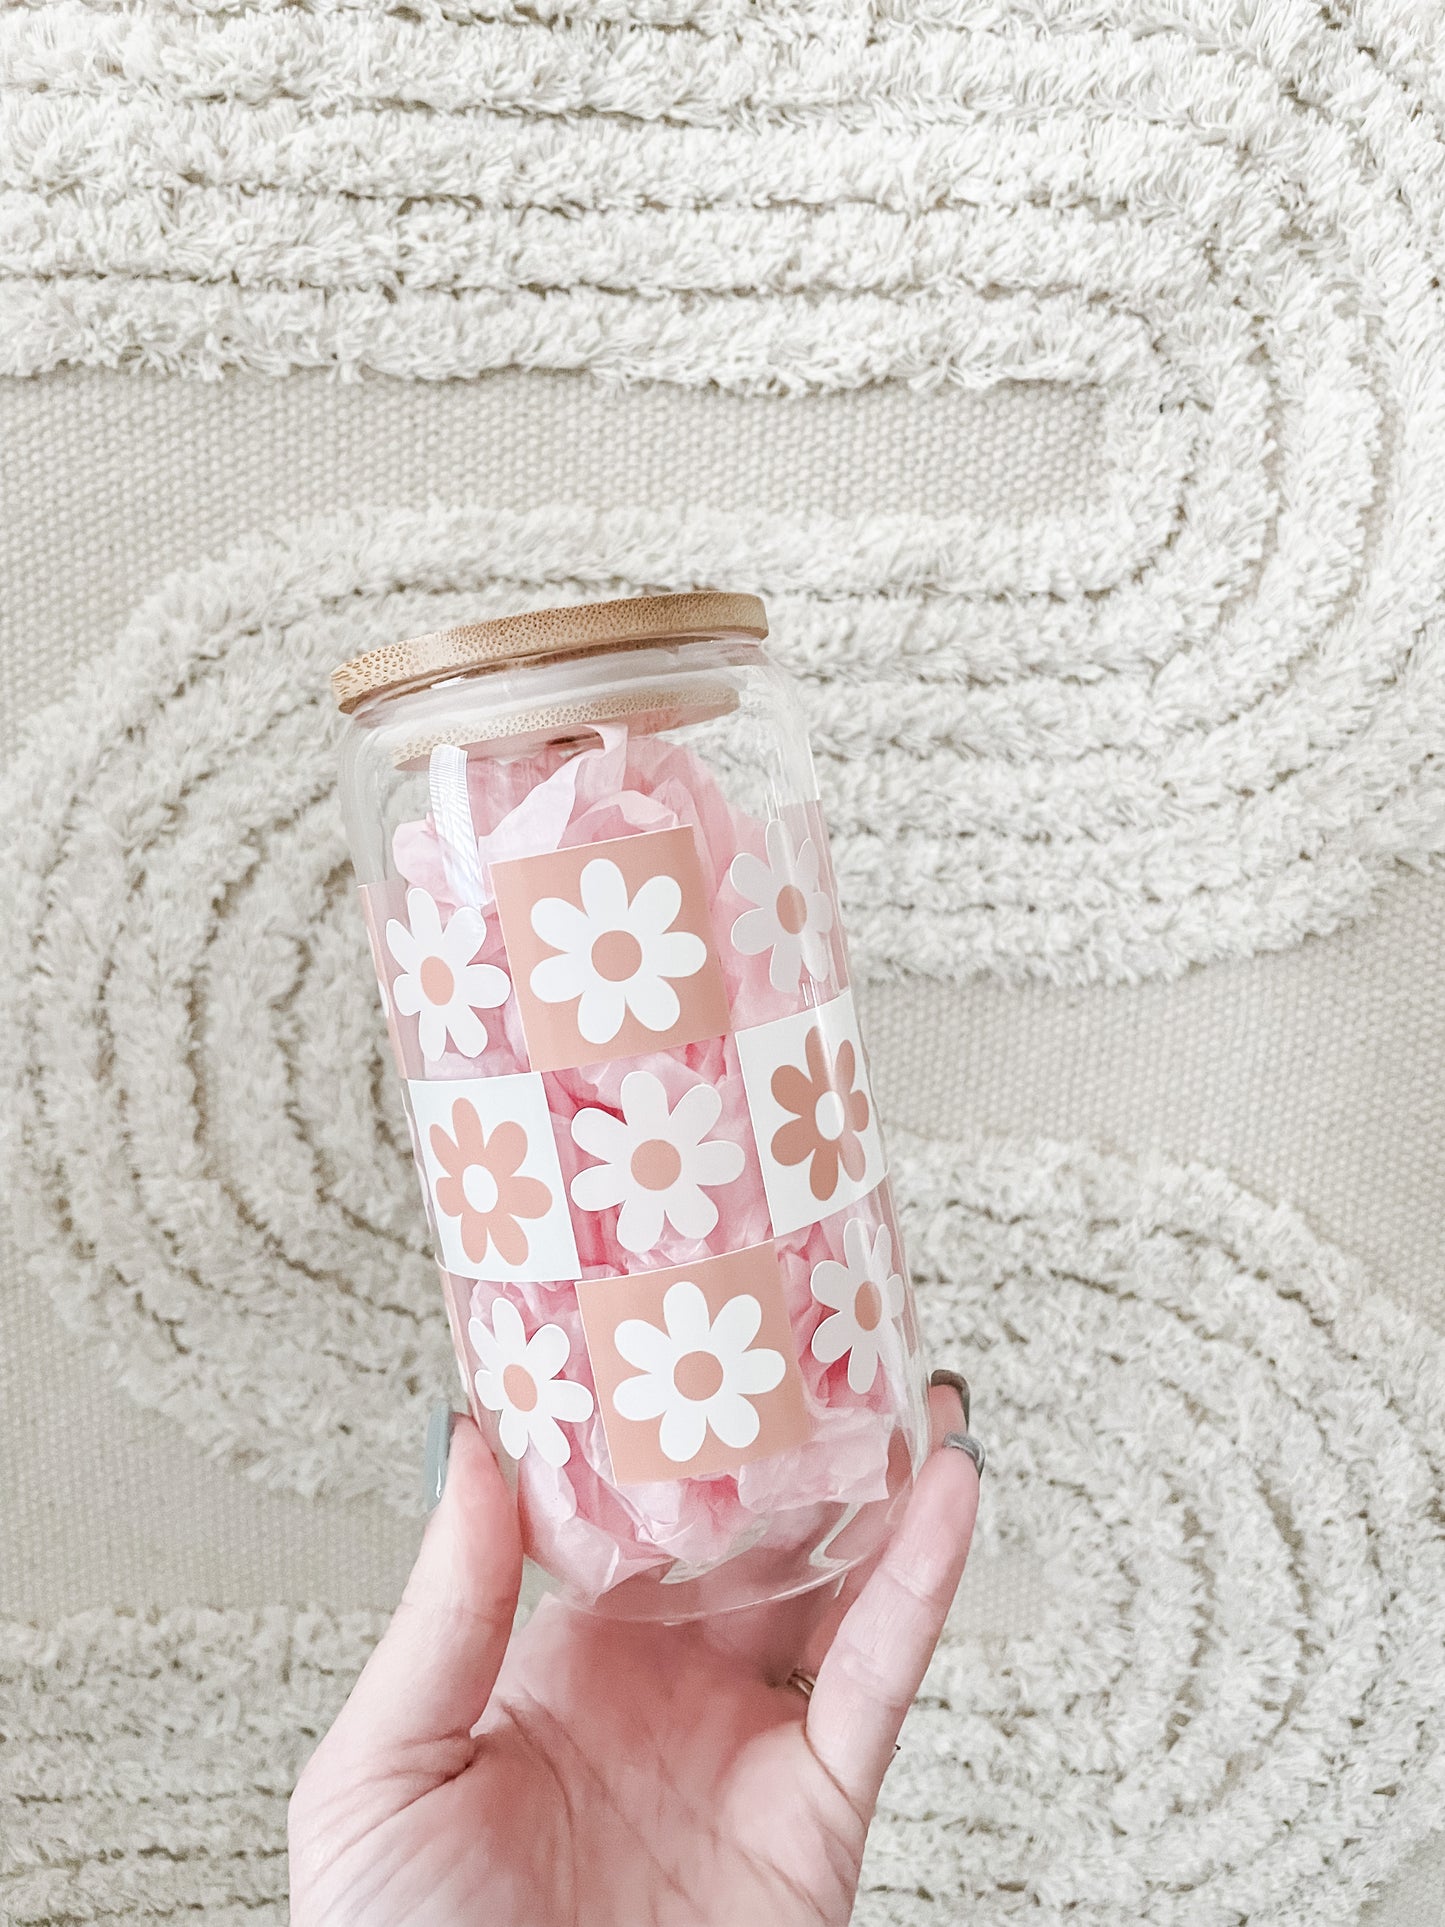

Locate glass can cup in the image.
[333,592,931,1619]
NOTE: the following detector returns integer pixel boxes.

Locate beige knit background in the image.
[3,368,1442,1925]
[4,0,1445,1917]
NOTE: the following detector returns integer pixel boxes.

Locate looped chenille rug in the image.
[5,0,1445,1919]
[2,514,1444,1922]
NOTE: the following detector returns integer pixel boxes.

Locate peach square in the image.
[577,1243,812,1485]
[491,826,731,1072]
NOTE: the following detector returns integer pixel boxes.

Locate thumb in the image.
[311,1415,523,1781]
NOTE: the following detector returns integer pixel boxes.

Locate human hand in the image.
[289,1376,980,1927]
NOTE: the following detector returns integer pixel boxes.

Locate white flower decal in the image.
[809,1219,906,1394]
[470,1298,594,1467]
[613,1281,785,1464]
[570,1070,746,1254]
[386,887,510,1060]
[529,857,707,1046]
[728,819,835,993]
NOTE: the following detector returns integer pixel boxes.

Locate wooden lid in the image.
[332,590,768,714]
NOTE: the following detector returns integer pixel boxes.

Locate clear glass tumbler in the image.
[334,592,930,1618]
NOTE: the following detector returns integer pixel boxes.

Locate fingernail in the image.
[930,1368,970,1429]
[424,1402,458,1512]
[943,1432,986,1479]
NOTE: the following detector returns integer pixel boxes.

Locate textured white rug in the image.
[6,0,1445,1919]
[2,517,1444,1920]
[2,503,1442,1504]
[6,2,1445,984]
[6,0,1445,403]
[4,1135,1443,1924]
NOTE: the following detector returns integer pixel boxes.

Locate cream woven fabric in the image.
[4,0,1445,1919]
[5,1138,1444,1925]
[2,385,1443,1925]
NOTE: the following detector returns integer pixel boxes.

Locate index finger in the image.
[793,1377,970,1679]
[698,1381,967,1682]
[803,1424,980,1816]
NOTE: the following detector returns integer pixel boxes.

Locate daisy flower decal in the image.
[470,1298,593,1467]
[430,1102,551,1269]
[385,886,509,1060]
[728,819,835,992]
[613,1280,785,1464]
[492,828,732,1071]
[570,1070,746,1253]
[770,1026,871,1204]
[530,855,707,1047]
[809,1220,906,1393]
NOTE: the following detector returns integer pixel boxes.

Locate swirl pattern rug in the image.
[5,3,1445,984]
[6,2,1445,1916]
[2,499,1443,1486]
[4,1139,1443,1923]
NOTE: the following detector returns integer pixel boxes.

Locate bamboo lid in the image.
[331,591,768,714]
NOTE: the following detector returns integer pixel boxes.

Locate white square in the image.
[735,989,886,1236]
[408,1074,579,1283]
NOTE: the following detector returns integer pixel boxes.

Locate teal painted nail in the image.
[424,1402,458,1512]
